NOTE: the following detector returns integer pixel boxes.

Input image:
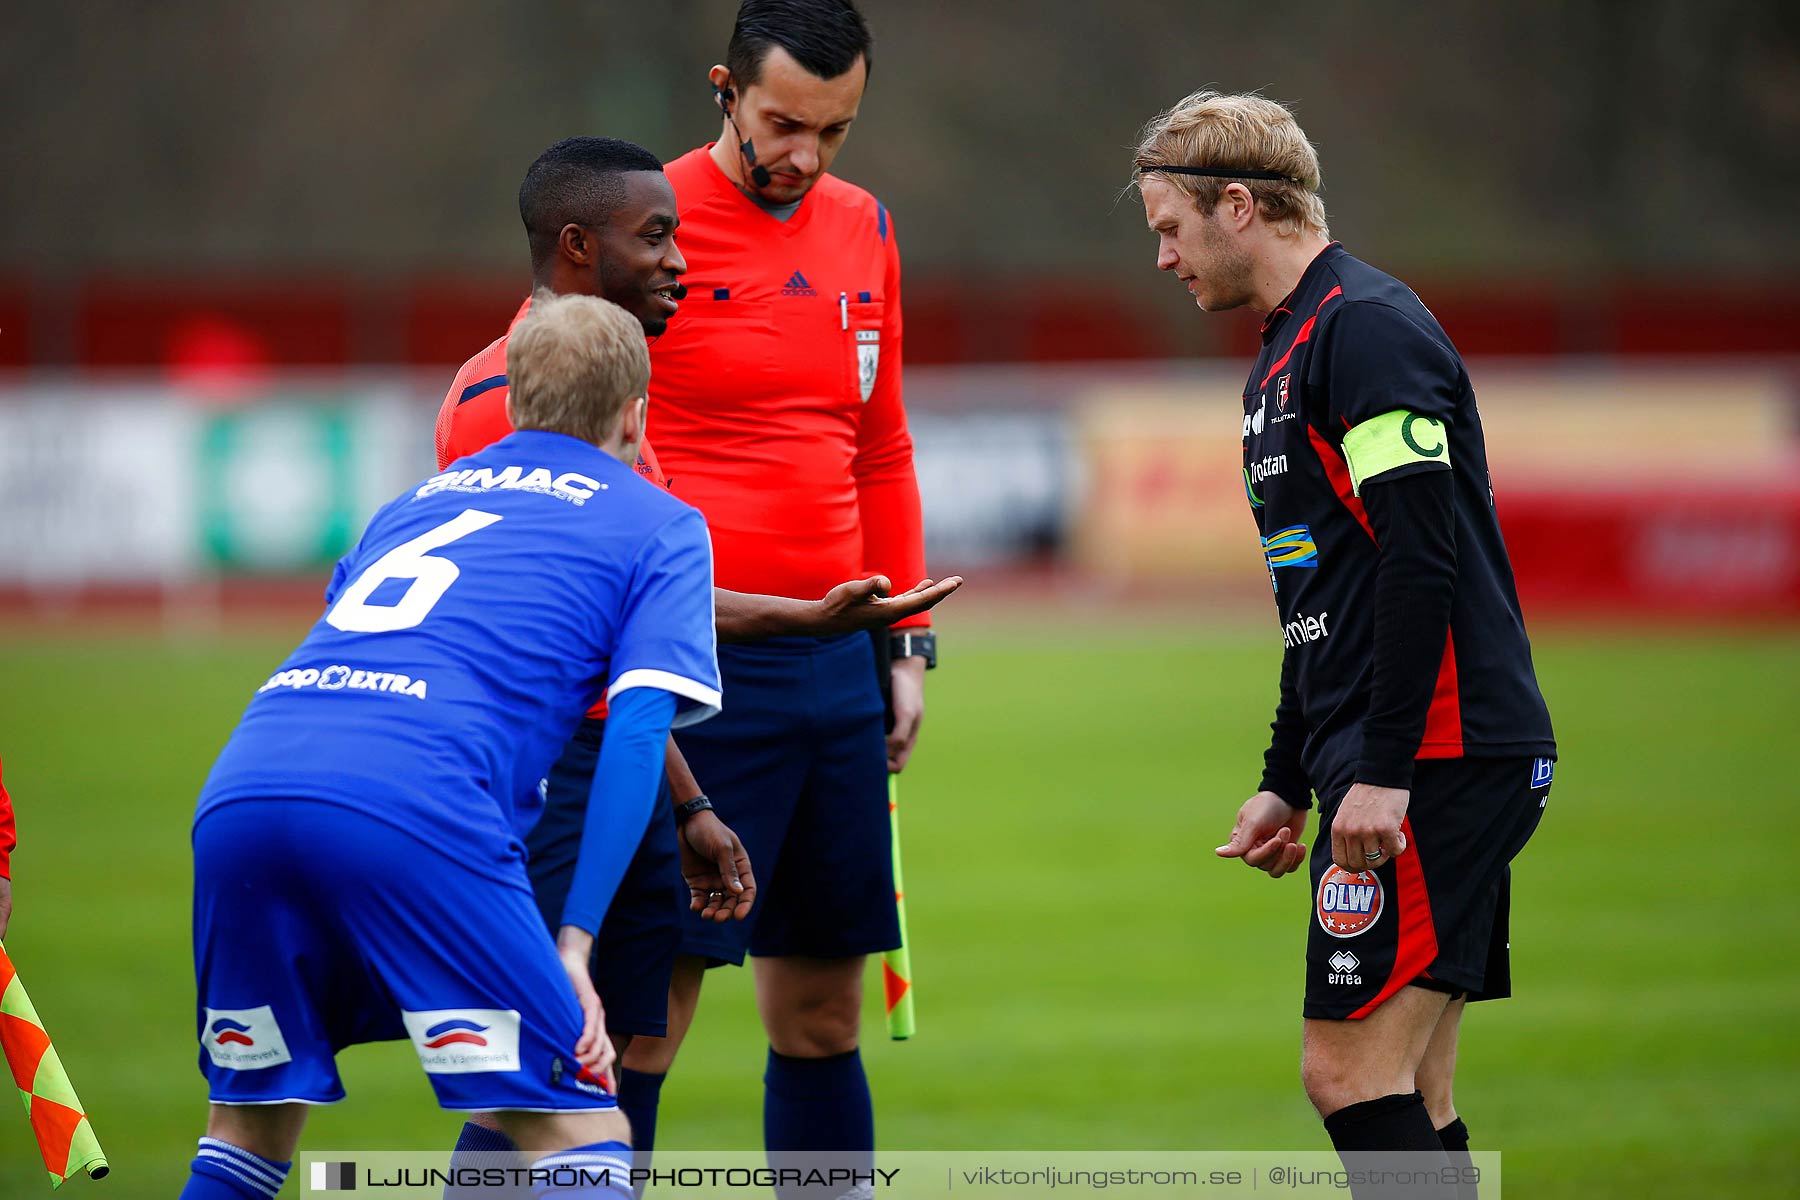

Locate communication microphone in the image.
[670,283,688,300]
[739,138,772,189]
[714,81,773,189]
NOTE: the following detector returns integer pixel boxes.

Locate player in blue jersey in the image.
[181,294,717,1200]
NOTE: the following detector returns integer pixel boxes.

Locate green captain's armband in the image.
[1341,409,1451,496]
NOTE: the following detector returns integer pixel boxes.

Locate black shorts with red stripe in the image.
[1303,754,1554,1020]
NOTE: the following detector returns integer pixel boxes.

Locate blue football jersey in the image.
[196,429,721,874]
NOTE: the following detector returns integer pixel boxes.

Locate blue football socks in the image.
[616,1066,667,1195]
[531,1141,634,1197]
[764,1046,874,1197]
[446,1120,526,1199]
[181,1137,290,1200]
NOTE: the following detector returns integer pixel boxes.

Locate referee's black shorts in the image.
[1303,755,1554,1020]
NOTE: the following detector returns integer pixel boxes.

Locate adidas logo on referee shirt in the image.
[780,270,818,296]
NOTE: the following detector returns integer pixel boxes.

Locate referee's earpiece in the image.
[712,77,771,189]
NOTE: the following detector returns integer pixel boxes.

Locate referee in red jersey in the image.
[637,1,930,1178]
[1134,92,1555,1197]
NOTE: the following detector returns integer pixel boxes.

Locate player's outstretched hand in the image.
[555,925,615,1082]
[680,810,757,923]
[1330,782,1409,872]
[1216,790,1309,879]
[812,575,964,636]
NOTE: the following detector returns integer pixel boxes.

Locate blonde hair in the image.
[1133,89,1329,239]
[506,291,650,444]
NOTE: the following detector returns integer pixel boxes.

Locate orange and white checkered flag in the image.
[0,944,108,1188]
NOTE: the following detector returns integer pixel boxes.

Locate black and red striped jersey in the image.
[1244,242,1554,805]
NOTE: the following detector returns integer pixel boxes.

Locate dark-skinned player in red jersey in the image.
[1135,92,1555,1200]
[432,138,959,1185]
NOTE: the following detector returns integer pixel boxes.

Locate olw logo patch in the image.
[1317,866,1383,938]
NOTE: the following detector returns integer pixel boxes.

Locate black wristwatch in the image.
[889,630,937,670]
[673,794,714,825]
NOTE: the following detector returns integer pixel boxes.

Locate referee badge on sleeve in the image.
[856,330,880,402]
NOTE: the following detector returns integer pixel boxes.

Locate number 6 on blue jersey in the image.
[326,509,504,633]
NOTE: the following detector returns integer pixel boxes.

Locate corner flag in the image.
[0,944,108,1188]
[883,774,915,1039]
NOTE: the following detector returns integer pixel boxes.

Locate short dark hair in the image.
[726,0,872,88]
[518,137,665,270]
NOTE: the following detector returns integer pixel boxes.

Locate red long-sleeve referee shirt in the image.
[0,755,16,880]
[647,147,928,628]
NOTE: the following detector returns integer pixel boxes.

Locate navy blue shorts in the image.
[192,798,616,1112]
[673,634,899,965]
[527,717,683,1038]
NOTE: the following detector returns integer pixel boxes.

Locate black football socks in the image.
[1323,1091,1454,1199]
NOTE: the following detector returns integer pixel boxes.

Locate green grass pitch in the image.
[0,622,1794,1195]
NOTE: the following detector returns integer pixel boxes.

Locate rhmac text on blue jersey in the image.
[416,463,607,507]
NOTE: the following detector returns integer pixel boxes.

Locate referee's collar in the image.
[1260,241,1343,344]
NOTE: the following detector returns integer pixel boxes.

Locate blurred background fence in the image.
[3,0,1796,626]
[3,357,1797,620]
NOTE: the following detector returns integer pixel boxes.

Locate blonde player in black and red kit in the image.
[1135,92,1555,1197]
[629,1,928,1181]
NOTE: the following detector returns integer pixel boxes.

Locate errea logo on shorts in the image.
[550,1055,617,1100]
[401,1009,521,1074]
[1327,950,1363,986]
[202,1006,293,1070]
[1317,866,1383,938]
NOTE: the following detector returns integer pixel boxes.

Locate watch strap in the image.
[673,794,714,824]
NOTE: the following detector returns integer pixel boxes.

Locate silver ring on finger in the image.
[1365,847,1385,863]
